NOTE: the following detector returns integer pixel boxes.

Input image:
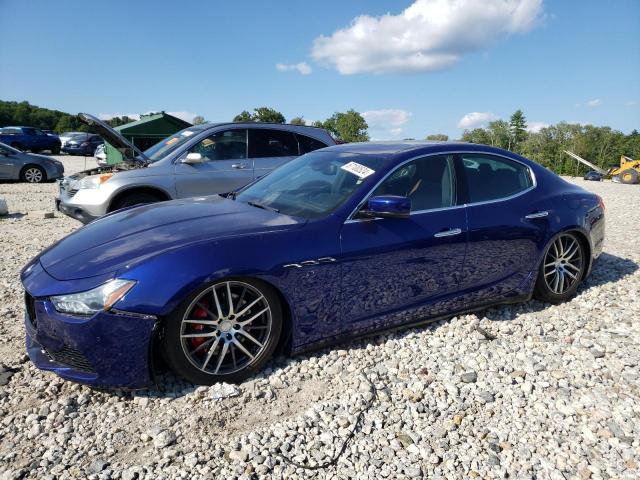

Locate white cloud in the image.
[457,111,497,129]
[362,109,412,127]
[527,121,549,133]
[625,100,637,107]
[586,99,601,107]
[312,0,544,74]
[362,109,412,139]
[276,62,312,75]
[166,111,198,123]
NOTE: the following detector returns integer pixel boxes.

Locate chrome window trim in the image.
[344,150,537,224]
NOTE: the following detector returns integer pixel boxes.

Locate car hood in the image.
[39,195,304,281]
[78,113,148,165]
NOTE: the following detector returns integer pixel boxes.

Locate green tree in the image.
[426,134,449,141]
[322,109,369,142]
[192,115,206,125]
[232,107,286,123]
[509,109,528,151]
[252,107,285,123]
[311,120,324,128]
[289,116,306,126]
[233,110,253,122]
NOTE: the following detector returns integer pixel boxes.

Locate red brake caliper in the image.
[189,306,209,350]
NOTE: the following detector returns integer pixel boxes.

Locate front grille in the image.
[67,189,78,197]
[45,346,95,373]
[25,292,37,329]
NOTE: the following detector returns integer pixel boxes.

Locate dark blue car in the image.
[21,142,605,388]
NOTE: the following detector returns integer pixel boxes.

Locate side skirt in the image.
[291,292,532,357]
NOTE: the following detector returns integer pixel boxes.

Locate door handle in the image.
[434,228,462,238]
[232,163,248,169]
[524,211,549,219]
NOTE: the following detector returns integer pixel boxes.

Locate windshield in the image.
[235,151,388,219]
[61,131,84,137]
[141,127,200,162]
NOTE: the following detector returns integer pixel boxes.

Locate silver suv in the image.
[56,113,335,223]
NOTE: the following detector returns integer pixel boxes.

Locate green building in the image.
[105,112,192,164]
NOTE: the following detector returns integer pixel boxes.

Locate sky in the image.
[0,0,638,140]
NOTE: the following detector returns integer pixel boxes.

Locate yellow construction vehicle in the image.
[564,151,640,184]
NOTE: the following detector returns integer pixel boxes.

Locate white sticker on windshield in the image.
[340,161,375,179]
[181,131,194,137]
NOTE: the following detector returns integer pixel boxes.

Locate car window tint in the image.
[371,155,456,211]
[461,154,532,203]
[23,128,36,135]
[190,129,247,161]
[297,134,327,154]
[249,129,298,158]
[0,128,20,135]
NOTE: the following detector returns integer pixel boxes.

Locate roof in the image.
[321,141,472,156]
[115,112,192,134]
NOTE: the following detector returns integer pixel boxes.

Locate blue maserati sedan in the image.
[21,142,605,388]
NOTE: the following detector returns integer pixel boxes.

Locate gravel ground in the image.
[1,157,639,480]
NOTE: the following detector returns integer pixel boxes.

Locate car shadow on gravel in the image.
[107,252,638,398]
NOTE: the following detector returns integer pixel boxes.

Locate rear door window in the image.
[297,134,328,154]
[460,154,533,203]
[248,129,299,158]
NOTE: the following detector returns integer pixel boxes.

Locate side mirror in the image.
[182,152,205,164]
[360,195,411,219]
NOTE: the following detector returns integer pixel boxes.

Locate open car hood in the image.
[78,113,149,165]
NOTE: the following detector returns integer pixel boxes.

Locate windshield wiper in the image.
[247,201,280,213]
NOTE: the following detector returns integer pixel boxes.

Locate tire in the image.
[20,165,47,183]
[162,278,283,385]
[11,142,23,151]
[111,192,162,211]
[51,146,60,155]
[533,232,586,304]
[619,169,638,185]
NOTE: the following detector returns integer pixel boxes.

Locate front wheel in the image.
[162,278,282,385]
[51,146,61,155]
[619,169,639,185]
[534,232,586,304]
[111,192,162,211]
[21,165,46,183]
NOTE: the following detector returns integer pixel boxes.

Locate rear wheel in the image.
[534,232,586,304]
[20,165,46,183]
[51,145,60,155]
[162,279,282,384]
[111,192,163,211]
[11,142,23,151]
[619,169,639,185]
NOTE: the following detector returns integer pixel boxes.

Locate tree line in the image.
[0,100,91,133]
[231,107,369,142]
[2,100,637,175]
[459,110,640,175]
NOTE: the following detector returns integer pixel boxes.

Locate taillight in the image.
[596,195,605,211]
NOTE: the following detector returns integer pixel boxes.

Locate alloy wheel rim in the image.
[543,234,583,295]
[25,168,42,183]
[180,281,272,376]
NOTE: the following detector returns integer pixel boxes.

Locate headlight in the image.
[50,279,136,315]
[77,173,113,189]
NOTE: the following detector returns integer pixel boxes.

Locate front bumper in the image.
[24,292,157,389]
[44,163,65,180]
[55,197,99,223]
